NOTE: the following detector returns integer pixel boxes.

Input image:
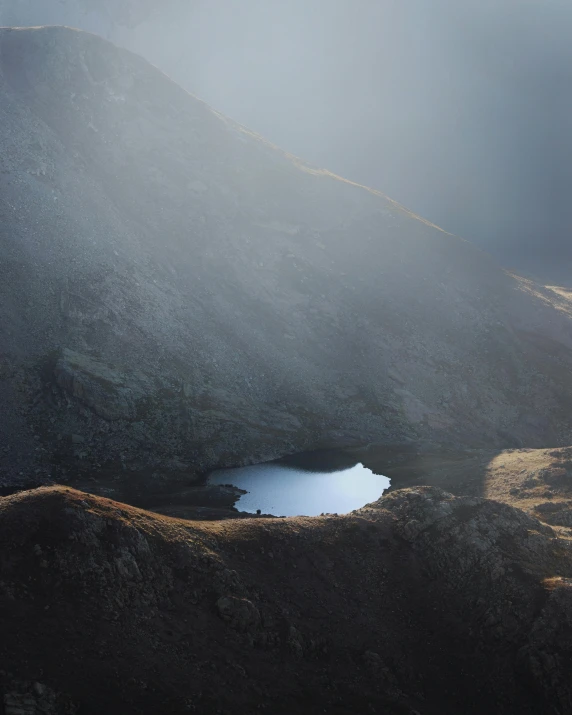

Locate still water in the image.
[208,461,390,517]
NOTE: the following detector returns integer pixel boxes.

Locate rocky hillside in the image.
[6,428,572,715]
[3,26,572,492]
[364,442,572,532]
[1,484,572,714]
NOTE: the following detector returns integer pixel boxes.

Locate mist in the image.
[118,0,572,276]
[3,0,572,275]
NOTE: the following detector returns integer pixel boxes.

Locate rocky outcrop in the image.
[1,679,77,715]
[54,348,150,421]
[524,577,572,710]
[3,27,572,490]
[1,485,571,713]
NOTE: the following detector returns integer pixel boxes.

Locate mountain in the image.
[4,1,572,274]
[2,26,572,497]
[4,24,572,715]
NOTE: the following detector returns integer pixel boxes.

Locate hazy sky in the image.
[4,0,572,273]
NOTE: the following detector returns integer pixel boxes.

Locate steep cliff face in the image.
[2,26,572,488]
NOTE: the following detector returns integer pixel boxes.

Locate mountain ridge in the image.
[1,482,571,713]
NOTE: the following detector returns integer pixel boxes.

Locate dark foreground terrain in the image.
[2,484,572,714]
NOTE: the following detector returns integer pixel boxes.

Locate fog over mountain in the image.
[5,11,572,714]
[7,24,572,492]
[2,0,571,277]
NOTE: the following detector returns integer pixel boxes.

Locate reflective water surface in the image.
[208,461,390,517]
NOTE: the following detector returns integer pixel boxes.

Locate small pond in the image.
[208,459,390,517]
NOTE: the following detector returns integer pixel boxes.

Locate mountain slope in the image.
[2,26,572,490]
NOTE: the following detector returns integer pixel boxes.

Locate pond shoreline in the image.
[208,457,390,518]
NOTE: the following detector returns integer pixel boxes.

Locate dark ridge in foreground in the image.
[1,486,572,714]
